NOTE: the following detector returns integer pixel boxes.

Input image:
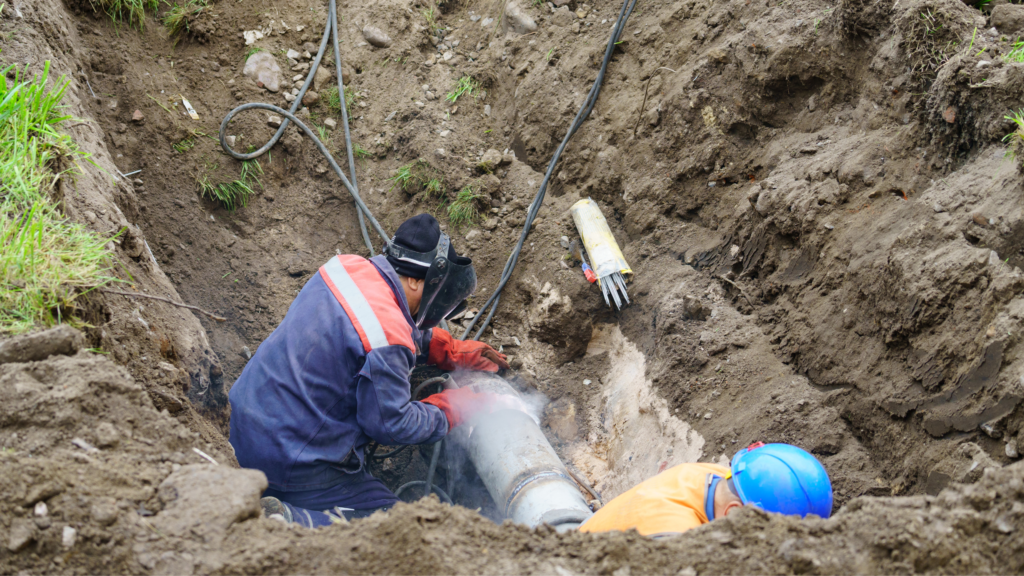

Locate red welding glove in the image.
[421,388,502,430]
[427,327,510,373]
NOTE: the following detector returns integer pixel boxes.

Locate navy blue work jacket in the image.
[228,254,448,491]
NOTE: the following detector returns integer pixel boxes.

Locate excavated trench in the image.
[3,0,1024,572]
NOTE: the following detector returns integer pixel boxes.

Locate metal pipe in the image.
[459,373,593,531]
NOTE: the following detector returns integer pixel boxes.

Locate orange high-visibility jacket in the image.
[579,463,730,537]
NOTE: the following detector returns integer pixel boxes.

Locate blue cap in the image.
[729,442,833,519]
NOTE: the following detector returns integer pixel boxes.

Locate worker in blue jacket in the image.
[228,214,508,527]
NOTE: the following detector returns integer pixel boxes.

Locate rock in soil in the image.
[504,0,538,34]
[242,52,283,93]
[362,25,392,48]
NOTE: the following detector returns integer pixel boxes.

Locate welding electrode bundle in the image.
[571,198,632,309]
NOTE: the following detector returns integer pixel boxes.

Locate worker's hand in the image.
[428,327,510,373]
[421,388,505,429]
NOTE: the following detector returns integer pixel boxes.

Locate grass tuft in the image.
[353,143,372,159]
[1002,109,1024,163]
[198,160,263,211]
[1004,39,1024,63]
[163,0,208,38]
[446,76,479,103]
[1,62,116,334]
[88,0,159,29]
[446,186,484,227]
[322,86,356,117]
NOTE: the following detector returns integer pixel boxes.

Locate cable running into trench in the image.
[460,0,639,340]
[218,0,381,255]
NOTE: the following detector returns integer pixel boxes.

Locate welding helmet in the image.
[728,442,833,519]
[383,231,477,330]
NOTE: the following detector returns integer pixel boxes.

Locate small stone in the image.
[241,346,252,360]
[95,422,120,448]
[292,74,304,82]
[704,412,713,420]
[243,52,283,93]
[424,55,437,67]
[61,526,76,549]
[1008,440,1020,459]
[34,502,48,517]
[302,90,319,106]
[132,109,144,123]
[505,0,538,34]
[7,519,34,552]
[943,105,956,124]
[435,148,446,157]
[583,379,592,386]
[484,104,492,116]
[443,51,454,61]
[284,93,296,103]
[415,101,425,108]
[323,118,337,130]
[363,25,392,48]
[303,51,312,60]
[932,202,945,213]
[302,42,317,53]
[481,17,494,28]
[268,115,283,128]
[479,149,502,171]
[823,223,834,230]
[440,130,451,137]
[286,49,301,60]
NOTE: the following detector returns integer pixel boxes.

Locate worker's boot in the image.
[260,497,293,523]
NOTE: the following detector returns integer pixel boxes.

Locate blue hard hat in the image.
[729,442,833,519]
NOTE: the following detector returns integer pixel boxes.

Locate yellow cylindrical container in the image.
[570,198,632,308]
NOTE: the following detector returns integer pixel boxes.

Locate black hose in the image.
[461,0,639,340]
[218,0,378,255]
[423,441,442,502]
[395,480,453,504]
[412,375,449,400]
[369,444,410,460]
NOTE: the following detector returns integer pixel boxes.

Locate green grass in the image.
[1004,39,1024,63]
[446,186,483,227]
[171,137,195,153]
[390,162,417,191]
[1,62,117,334]
[446,76,479,104]
[245,46,263,60]
[163,0,208,38]
[422,8,443,36]
[1002,109,1024,160]
[89,0,159,29]
[322,86,356,117]
[353,143,372,159]
[316,125,332,148]
[198,160,263,211]
[424,177,443,197]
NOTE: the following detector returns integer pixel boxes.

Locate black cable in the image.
[369,444,410,460]
[423,440,442,502]
[461,0,639,341]
[218,0,377,254]
[395,480,453,504]
[412,375,449,400]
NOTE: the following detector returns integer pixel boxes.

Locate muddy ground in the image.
[3,0,1024,571]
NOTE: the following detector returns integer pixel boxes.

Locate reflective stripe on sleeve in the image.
[320,256,390,350]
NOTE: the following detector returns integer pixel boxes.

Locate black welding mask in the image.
[383,232,477,330]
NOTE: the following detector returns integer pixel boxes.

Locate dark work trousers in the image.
[264,468,398,528]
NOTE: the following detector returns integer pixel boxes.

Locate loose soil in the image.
[2,0,1024,571]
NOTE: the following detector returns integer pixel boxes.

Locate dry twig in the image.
[101,289,227,322]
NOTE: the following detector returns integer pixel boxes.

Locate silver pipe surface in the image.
[459,373,593,531]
